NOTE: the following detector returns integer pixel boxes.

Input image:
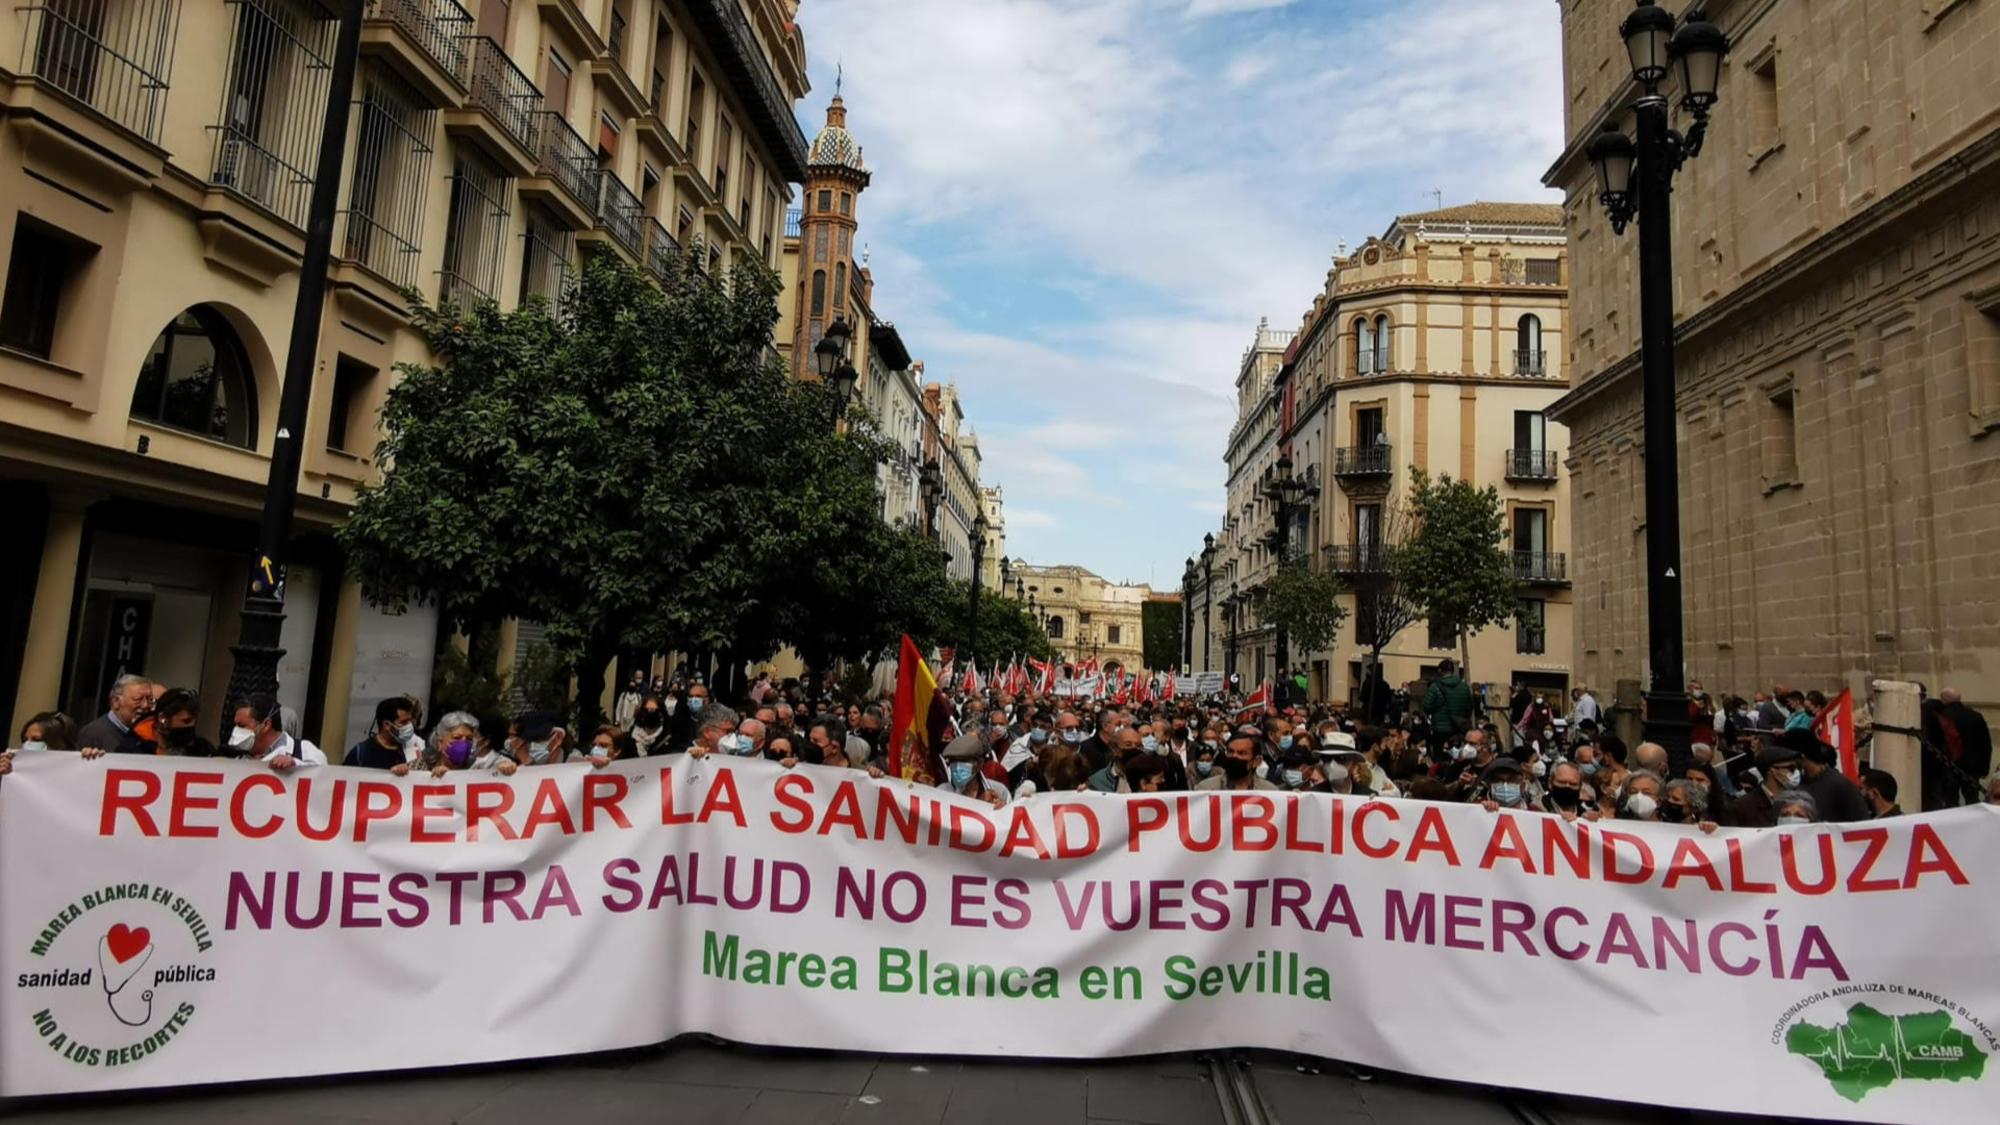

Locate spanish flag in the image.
[891,634,951,783]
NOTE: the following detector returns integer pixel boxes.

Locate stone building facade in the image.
[1011,563,1149,671]
[1547,0,2000,707]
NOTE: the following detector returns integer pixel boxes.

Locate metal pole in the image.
[1202,558,1213,672]
[1272,496,1289,696]
[968,538,984,666]
[222,0,368,714]
[1634,94,1691,775]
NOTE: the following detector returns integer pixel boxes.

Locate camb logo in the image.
[16,883,216,1068]
[1773,984,1996,1104]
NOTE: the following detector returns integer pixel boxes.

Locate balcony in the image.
[1514,349,1548,376]
[444,36,541,174]
[644,217,679,282]
[360,0,470,106]
[591,173,646,262]
[632,70,686,160]
[1333,443,1393,480]
[1504,449,1560,483]
[1513,551,1568,585]
[1326,543,1389,576]
[12,0,177,142]
[1516,628,1547,656]
[520,110,599,230]
[680,0,809,180]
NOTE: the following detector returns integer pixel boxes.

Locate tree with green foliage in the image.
[1141,599,1183,671]
[1393,469,1519,677]
[1259,561,1348,657]
[340,252,909,728]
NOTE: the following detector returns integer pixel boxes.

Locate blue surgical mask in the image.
[1282,769,1304,788]
[1489,782,1523,806]
[687,697,705,713]
[1195,760,1215,776]
[528,740,552,765]
[1141,735,1159,753]
[1061,730,1085,744]
[1279,736,1294,751]
[949,762,976,788]
[20,740,47,752]
[1028,730,1049,745]
[1580,762,1598,777]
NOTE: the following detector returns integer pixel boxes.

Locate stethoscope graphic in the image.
[99,934,155,1027]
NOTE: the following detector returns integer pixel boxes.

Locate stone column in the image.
[1869,679,1923,809]
[11,494,90,738]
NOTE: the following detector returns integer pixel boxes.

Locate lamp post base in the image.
[222,593,288,720]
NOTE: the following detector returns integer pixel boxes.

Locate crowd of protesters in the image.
[9,659,1996,833]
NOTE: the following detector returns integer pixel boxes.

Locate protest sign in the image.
[2,754,1995,1121]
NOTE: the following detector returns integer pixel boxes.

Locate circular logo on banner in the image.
[1772,984,1996,1105]
[15,883,216,1069]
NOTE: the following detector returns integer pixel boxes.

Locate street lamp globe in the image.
[1619,0,1677,87]
[1587,124,1638,225]
[1669,11,1728,112]
[813,326,844,379]
[831,361,859,410]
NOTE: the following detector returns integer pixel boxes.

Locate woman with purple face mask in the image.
[421,711,482,778]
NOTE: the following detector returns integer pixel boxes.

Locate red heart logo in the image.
[106,923,150,964]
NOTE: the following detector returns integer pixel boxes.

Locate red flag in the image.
[1162,671,1178,700]
[1812,688,1857,779]
[962,661,981,695]
[1234,680,1273,720]
[890,635,950,783]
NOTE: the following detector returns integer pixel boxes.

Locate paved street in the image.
[0,1040,1805,1125]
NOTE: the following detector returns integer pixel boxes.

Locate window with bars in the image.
[1427,616,1456,651]
[439,150,511,306]
[342,64,436,289]
[23,0,179,141]
[210,0,337,229]
[519,203,572,309]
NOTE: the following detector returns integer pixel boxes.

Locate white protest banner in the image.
[3,753,1996,1121]
[1189,671,1225,696]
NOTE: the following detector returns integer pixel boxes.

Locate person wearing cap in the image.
[1196,727,1278,791]
[343,697,415,770]
[941,733,1009,807]
[1323,731,1398,798]
[511,709,572,766]
[1725,740,1805,828]
[1476,757,1530,811]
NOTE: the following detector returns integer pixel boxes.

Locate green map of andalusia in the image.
[1785,1004,1988,1102]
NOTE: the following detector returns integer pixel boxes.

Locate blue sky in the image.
[795,0,1566,588]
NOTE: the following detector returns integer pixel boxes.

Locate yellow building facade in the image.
[0,0,810,744]
[1010,563,1149,671]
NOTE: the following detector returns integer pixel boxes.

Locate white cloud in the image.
[1185,0,1298,17]
[1006,507,1058,528]
[803,0,1565,579]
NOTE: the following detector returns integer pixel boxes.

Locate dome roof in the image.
[807,96,868,173]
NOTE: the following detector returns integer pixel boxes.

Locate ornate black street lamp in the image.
[919,458,943,544]
[1181,556,1196,671]
[1261,453,1318,697]
[1585,1,1728,774]
[968,509,989,663]
[1200,533,1216,672]
[815,317,856,428]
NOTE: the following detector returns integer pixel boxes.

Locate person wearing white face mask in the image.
[344,697,418,770]
[1772,790,1819,827]
[229,694,323,773]
[1724,742,1806,828]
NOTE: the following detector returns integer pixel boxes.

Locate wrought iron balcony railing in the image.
[1333,443,1393,478]
[364,0,471,80]
[645,217,678,282]
[1326,543,1389,575]
[1504,448,1560,481]
[531,109,598,208]
[461,35,541,152]
[1513,550,1568,584]
[1514,348,1548,376]
[18,0,178,141]
[596,172,645,260]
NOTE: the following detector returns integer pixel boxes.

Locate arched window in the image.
[1046,615,1065,639]
[1373,314,1391,373]
[1517,314,1543,375]
[130,306,257,448]
[1354,318,1373,375]
[810,269,826,315]
[833,261,846,308]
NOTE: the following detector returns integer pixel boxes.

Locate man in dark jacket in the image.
[345,697,416,769]
[76,674,153,755]
[1787,729,1869,823]
[1421,659,1476,739]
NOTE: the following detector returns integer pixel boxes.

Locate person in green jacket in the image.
[1422,658,1476,739]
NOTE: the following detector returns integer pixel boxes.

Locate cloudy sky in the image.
[795,0,1566,588]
